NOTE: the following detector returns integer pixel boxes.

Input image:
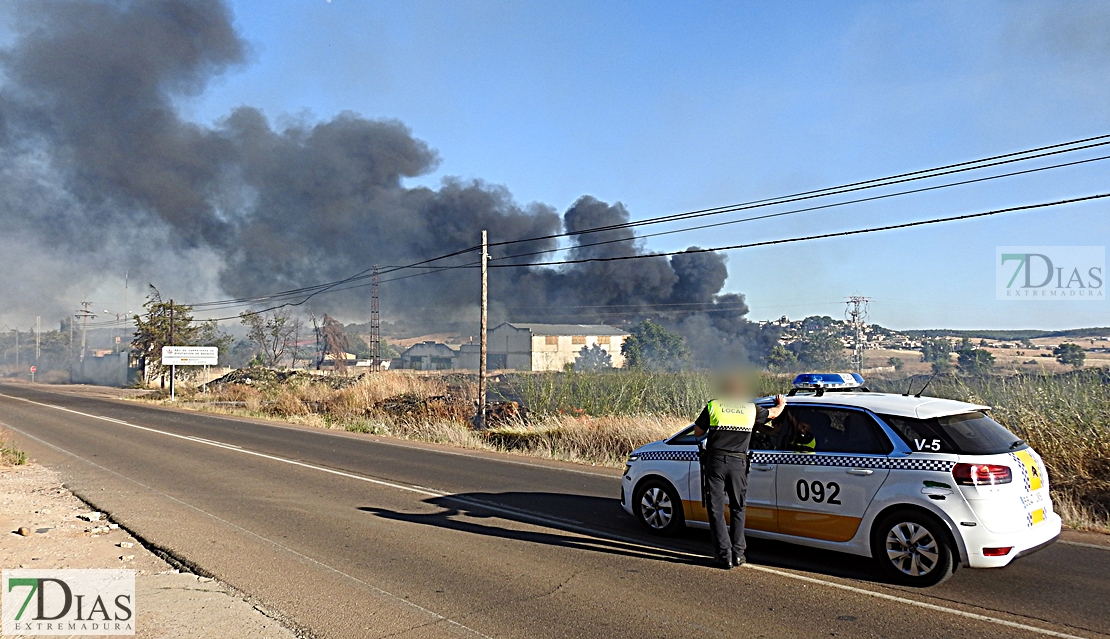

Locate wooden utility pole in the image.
[169,300,175,401]
[75,300,96,362]
[476,230,488,428]
[370,265,381,373]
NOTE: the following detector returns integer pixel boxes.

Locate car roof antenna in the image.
[901,376,914,396]
[914,371,940,398]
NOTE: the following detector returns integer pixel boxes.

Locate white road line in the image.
[741,564,1089,639]
[0,419,494,639]
[18,387,621,479]
[185,436,242,449]
[1,393,1096,639]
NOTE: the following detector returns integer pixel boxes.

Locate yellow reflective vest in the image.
[706,399,758,432]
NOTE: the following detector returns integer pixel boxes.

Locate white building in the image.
[487,323,629,371]
[395,341,458,370]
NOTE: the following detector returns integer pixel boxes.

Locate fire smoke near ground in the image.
[0,0,778,366]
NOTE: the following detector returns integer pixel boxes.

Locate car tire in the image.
[871,509,956,587]
[633,478,685,536]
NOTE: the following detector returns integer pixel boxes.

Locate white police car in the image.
[620,373,1061,586]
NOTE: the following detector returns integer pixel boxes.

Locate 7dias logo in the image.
[996,246,1104,301]
[3,570,134,635]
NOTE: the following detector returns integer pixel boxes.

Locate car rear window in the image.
[879,411,1026,455]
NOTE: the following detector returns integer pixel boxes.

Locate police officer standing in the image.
[694,379,786,569]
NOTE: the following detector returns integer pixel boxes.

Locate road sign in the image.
[29,366,36,373]
[161,346,219,366]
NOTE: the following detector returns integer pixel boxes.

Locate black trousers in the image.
[705,453,748,562]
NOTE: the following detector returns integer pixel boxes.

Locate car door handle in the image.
[846,468,874,476]
[751,464,774,471]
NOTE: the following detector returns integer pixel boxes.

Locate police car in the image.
[620,373,1061,586]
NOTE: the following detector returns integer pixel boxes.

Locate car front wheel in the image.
[871,510,956,587]
[633,479,685,536]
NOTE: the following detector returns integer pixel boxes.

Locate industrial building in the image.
[395,341,459,370]
[487,323,628,371]
[392,323,629,372]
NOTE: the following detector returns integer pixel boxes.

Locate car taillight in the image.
[982,547,1013,557]
[953,463,1012,486]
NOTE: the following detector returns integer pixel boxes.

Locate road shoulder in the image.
[1,463,303,639]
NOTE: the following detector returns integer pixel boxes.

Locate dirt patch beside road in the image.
[1,463,301,639]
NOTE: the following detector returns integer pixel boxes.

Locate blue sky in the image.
[184,0,1110,330]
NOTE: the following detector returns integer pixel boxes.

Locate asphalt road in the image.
[2,383,1108,639]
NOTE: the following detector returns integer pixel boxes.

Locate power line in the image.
[486,133,1110,247]
[88,133,1110,321]
[194,188,1106,319]
[190,246,480,309]
[191,265,476,322]
[488,151,1110,263]
[489,193,1110,269]
[181,132,1110,314]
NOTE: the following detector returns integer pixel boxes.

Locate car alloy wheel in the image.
[884,521,940,577]
[640,486,674,530]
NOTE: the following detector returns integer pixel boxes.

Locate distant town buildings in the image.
[391,323,629,372]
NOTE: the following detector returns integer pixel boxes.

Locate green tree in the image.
[791,331,847,369]
[131,287,205,386]
[887,356,904,372]
[240,308,304,368]
[765,344,799,371]
[957,348,995,376]
[1053,343,1086,368]
[574,344,613,372]
[351,335,372,359]
[195,321,233,367]
[319,314,349,370]
[931,359,953,375]
[920,338,952,364]
[621,320,689,371]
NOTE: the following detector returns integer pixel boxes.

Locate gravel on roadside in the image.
[1,463,303,639]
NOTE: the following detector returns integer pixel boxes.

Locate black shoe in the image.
[732,555,746,567]
[715,557,733,570]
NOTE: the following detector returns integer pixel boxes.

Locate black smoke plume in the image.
[0,0,778,366]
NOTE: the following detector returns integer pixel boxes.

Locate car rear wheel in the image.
[633,478,684,536]
[871,510,956,587]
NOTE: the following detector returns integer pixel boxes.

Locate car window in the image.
[750,412,781,451]
[667,426,699,446]
[879,411,1024,455]
[667,421,778,450]
[779,406,893,455]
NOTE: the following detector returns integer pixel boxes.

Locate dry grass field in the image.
[149,366,1110,531]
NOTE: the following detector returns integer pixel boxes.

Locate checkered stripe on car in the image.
[748,452,955,472]
[1010,452,1032,491]
[637,450,698,462]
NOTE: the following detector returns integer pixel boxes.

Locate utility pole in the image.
[169,299,175,400]
[13,328,18,369]
[370,265,381,373]
[476,231,489,429]
[75,300,96,362]
[35,316,41,362]
[845,295,870,373]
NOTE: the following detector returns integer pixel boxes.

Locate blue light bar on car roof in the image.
[792,373,865,389]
